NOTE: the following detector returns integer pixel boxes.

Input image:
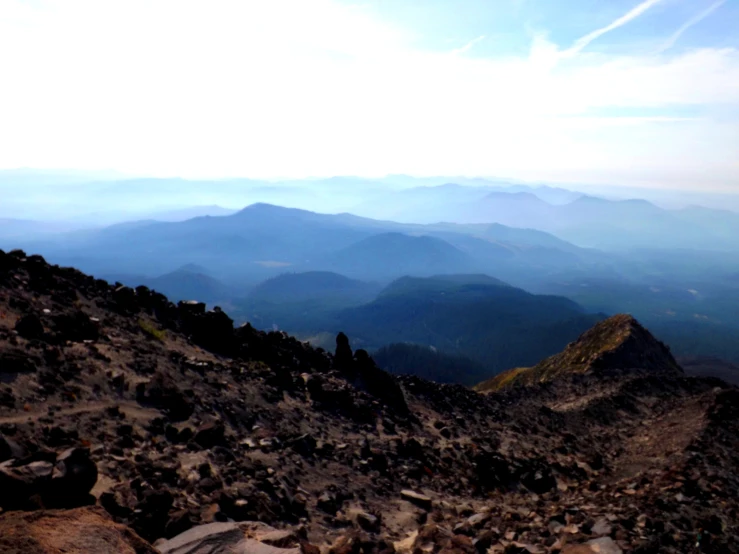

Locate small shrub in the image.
[138,319,167,342]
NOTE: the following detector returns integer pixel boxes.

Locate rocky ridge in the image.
[474,314,682,392]
[0,249,737,552]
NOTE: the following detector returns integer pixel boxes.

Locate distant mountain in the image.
[650,320,739,366]
[16,203,600,288]
[457,192,555,227]
[330,275,605,375]
[246,271,379,304]
[351,185,739,251]
[350,182,584,223]
[228,273,604,381]
[103,267,236,304]
[321,233,477,280]
[230,271,380,332]
[502,184,582,205]
[476,314,682,392]
[378,274,510,296]
[672,206,739,240]
[143,205,238,222]
[350,184,492,222]
[373,343,489,386]
[142,268,235,304]
[679,356,739,385]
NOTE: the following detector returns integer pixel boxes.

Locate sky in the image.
[0,0,738,190]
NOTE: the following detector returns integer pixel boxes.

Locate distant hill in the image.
[330,275,605,375]
[246,271,379,304]
[142,268,235,304]
[476,314,682,392]
[460,192,555,227]
[351,186,739,251]
[231,271,381,331]
[679,356,739,385]
[102,267,235,305]
[350,182,583,222]
[373,343,489,386]
[322,233,478,280]
[144,205,238,222]
[650,320,739,365]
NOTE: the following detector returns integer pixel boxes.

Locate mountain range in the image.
[9,203,615,288]
[354,187,739,251]
[5,199,737,371]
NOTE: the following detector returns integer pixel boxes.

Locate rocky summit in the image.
[0,248,738,553]
[475,314,683,392]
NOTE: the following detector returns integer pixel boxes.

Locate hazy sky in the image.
[1,0,738,189]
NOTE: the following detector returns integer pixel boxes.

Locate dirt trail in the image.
[609,392,712,481]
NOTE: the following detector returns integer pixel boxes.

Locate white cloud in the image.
[561,0,665,57]
[452,35,486,55]
[658,0,726,53]
[0,0,737,190]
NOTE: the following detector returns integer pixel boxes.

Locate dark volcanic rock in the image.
[14,313,45,340]
[0,348,40,373]
[51,310,100,342]
[0,447,97,510]
[47,447,98,508]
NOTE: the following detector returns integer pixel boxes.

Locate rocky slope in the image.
[475,314,682,392]
[0,248,738,553]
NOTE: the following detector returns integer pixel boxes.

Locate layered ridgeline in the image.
[1,249,739,552]
[475,314,683,392]
[234,273,606,382]
[11,201,739,369]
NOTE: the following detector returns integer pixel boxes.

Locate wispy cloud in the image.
[658,0,726,53]
[452,35,485,55]
[562,0,664,57]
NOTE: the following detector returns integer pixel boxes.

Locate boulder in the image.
[178,300,207,315]
[48,447,99,508]
[157,522,302,554]
[0,434,26,462]
[400,490,433,510]
[0,459,54,509]
[0,506,158,554]
[113,286,139,313]
[194,422,227,449]
[177,304,236,356]
[0,447,97,510]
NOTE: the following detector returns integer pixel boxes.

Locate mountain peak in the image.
[477,314,682,391]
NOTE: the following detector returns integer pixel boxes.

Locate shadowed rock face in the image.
[476,314,683,392]
[0,248,739,553]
